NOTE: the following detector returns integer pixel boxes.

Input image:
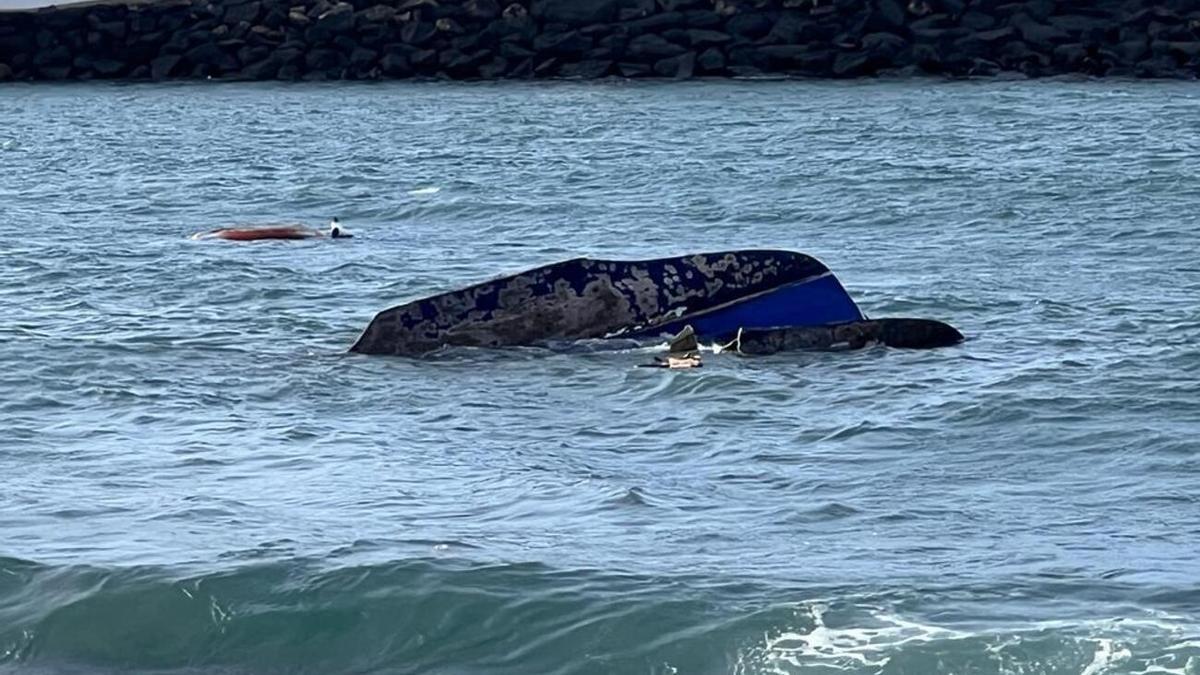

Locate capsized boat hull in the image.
[349,250,864,356]
[191,225,325,241]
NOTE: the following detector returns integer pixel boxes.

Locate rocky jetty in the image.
[2,0,1199,81]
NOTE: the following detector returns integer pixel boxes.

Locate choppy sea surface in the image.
[1,79,1199,674]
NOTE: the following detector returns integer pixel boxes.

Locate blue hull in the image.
[626,273,865,341]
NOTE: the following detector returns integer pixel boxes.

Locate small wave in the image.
[407,186,441,196]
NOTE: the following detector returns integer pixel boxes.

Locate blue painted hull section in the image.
[629,274,865,341]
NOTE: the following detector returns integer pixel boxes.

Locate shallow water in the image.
[1,79,1199,674]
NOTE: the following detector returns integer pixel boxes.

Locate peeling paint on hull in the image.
[349,250,864,356]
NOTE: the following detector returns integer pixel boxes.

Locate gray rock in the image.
[861,31,907,59]
[683,10,721,28]
[224,1,261,26]
[402,21,437,45]
[697,46,725,71]
[976,26,1014,44]
[533,56,558,75]
[653,50,694,77]
[659,0,705,10]
[617,61,652,76]
[478,55,508,76]
[350,46,379,67]
[764,12,812,44]
[627,33,686,59]
[305,47,343,70]
[380,49,411,74]
[465,0,501,20]
[500,42,536,59]
[558,58,612,77]
[959,11,995,30]
[150,53,182,79]
[624,12,685,35]
[91,58,126,76]
[1013,15,1070,48]
[726,13,772,40]
[1052,42,1087,66]
[832,50,871,76]
[307,2,354,42]
[357,5,397,25]
[1166,41,1200,57]
[873,0,905,30]
[685,29,730,47]
[534,30,592,55]
[532,0,620,25]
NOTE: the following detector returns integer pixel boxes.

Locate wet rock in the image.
[832,50,872,76]
[861,31,907,59]
[726,12,772,40]
[617,60,652,76]
[534,30,592,56]
[308,2,354,42]
[697,45,725,71]
[0,63,12,81]
[379,47,411,74]
[224,1,261,26]
[659,0,706,11]
[401,21,437,45]
[305,46,343,69]
[627,33,686,59]
[1012,15,1070,48]
[683,10,721,28]
[465,0,501,20]
[500,41,535,59]
[477,55,508,76]
[150,53,182,79]
[625,12,685,35]
[1052,42,1087,66]
[765,12,813,44]
[976,26,1015,44]
[357,5,397,25]
[558,58,612,77]
[960,11,995,30]
[532,0,619,26]
[653,50,694,77]
[685,29,730,48]
[872,0,906,30]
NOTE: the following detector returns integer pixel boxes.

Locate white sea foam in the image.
[408,186,440,196]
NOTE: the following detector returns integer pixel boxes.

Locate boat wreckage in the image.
[348,250,963,359]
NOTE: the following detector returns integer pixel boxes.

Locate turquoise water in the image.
[1,80,1199,674]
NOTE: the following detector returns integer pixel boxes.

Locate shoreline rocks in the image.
[1,0,1199,81]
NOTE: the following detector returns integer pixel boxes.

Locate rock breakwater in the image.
[2,0,1199,81]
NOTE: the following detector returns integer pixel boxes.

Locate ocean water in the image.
[1,79,1199,674]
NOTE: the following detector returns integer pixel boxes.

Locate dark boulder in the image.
[380,48,411,74]
[532,0,619,26]
[659,0,706,10]
[832,50,872,76]
[653,50,694,77]
[150,53,182,79]
[1052,42,1087,67]
[500,41,536,58]
[624,12,685,35]
[349,46,379,68]
[726,12,772,40]
[861,31,908,59]
[465,0,501,20]
[239,56,279,78]
[558,58,613,77]
[305,47,344,70]
[685,29,730,47]
[402,21,438,45]
[976,26,1014,44]
[765,11,814,44]
[223,1,261,26]
[1012,15,1070,48]
[477,55,508,77]
[356,5,397,26]
[870,0,906,30]
[33,44,71,67]
[697,46,725,71]
[618,60,652,76]
[534,30,592,56]
[683,10,721,28]
[627,33,686,59]
[307,2,354,42]
[960,11,995,30]
[0,63,12,81]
